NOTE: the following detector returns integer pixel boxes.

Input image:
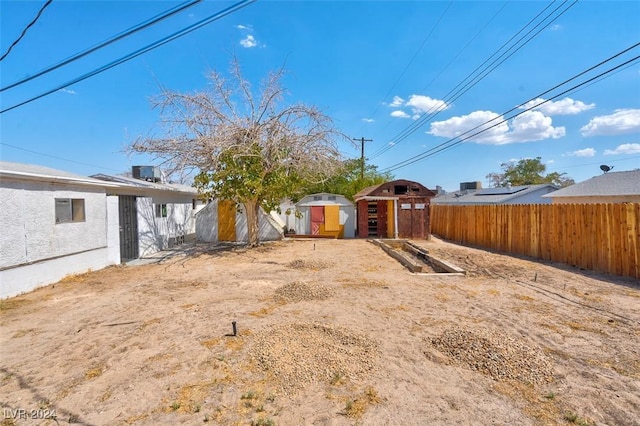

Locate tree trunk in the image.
[243,199,260,247]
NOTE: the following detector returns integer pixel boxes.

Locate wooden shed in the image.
[354,179,435,239]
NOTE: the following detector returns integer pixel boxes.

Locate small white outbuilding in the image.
[291,193,355,238]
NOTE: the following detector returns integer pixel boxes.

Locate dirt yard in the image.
[1,237,639,426]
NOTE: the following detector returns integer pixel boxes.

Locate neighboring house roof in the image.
[354,179,435,201]
[432,184,557,205]
[542,170,640,198]
[0,161,118,188]
[91,173,197,195]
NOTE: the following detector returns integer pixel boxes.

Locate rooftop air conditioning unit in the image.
[132,166,161,182]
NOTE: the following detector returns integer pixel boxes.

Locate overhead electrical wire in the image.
[368,0,562,159]
[354,1,453,138]
[0,0,256,114]
[370,0,576,160]
[382,53,640,172]
[0,142,123,172]
[0,0,53,62]
[418,1,510,95]
[369,0,577,160]
[364,0,510,157]
[379,46,640,173]
[1,0,203,92]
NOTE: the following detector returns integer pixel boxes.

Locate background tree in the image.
[485,157,574,188]
[297,158,393,201]
[129,59,349,246]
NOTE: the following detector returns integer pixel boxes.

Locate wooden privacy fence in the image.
[430,203,640,279]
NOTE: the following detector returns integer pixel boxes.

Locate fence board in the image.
[430,203,639,279]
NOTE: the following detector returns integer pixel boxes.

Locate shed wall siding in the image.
[195,201,219,243]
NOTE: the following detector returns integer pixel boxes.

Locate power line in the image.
[0,142,122,172]
[366,1,508,159]
[356,2,453,136]
[371,0,576,160]
[0,0,256,114]
[369,0,577,160]
[1,0,53,62]
[380,50,640,173]
[384,56,640,172]
[1,0,203,92]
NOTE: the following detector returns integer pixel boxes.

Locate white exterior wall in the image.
[195,201,283,243]
[106,195,121,265]
[235,207,284,242]
[135,194,195,257]
[0,180,113,299]
[294,207,310,235]
[341,205,356,238]
[195,201,218,243]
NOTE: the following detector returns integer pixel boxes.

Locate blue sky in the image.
[1,0,639,191]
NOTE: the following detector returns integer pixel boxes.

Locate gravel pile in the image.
[274,281,335,303]
[286,259,330,270]
[250,322,379,394]
[429,326,554,385]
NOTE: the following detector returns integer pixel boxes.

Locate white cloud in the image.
[362,118,374,123]
[405,95,449,114]
[240,34,257,48]
[388,141,396,146]
[604,143,640,155]
[581,109,640,136]
[520,97,595,115]
[389,94,449,118]
[551,24,562,31]
[565,148,596,157]
[391,110,410,118]
[429,110,565,145]
[546,159,555,164]
[58,88,76,95]
[389,96,404,107]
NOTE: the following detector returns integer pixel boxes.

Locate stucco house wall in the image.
[0,179,113,299]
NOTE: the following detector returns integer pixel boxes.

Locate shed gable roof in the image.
[354,179,435,201]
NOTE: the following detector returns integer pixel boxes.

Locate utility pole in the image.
[353,136,373,180]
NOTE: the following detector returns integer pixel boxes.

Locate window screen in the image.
[55,198,85,223]
[155,204,168,218]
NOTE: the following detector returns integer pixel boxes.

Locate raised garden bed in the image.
[369,239,466,275]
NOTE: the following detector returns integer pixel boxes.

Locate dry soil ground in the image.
[1,237,639,426]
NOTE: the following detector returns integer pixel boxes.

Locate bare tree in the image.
[129,58,348,246]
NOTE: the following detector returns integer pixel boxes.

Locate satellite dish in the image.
[600,165,613,173]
